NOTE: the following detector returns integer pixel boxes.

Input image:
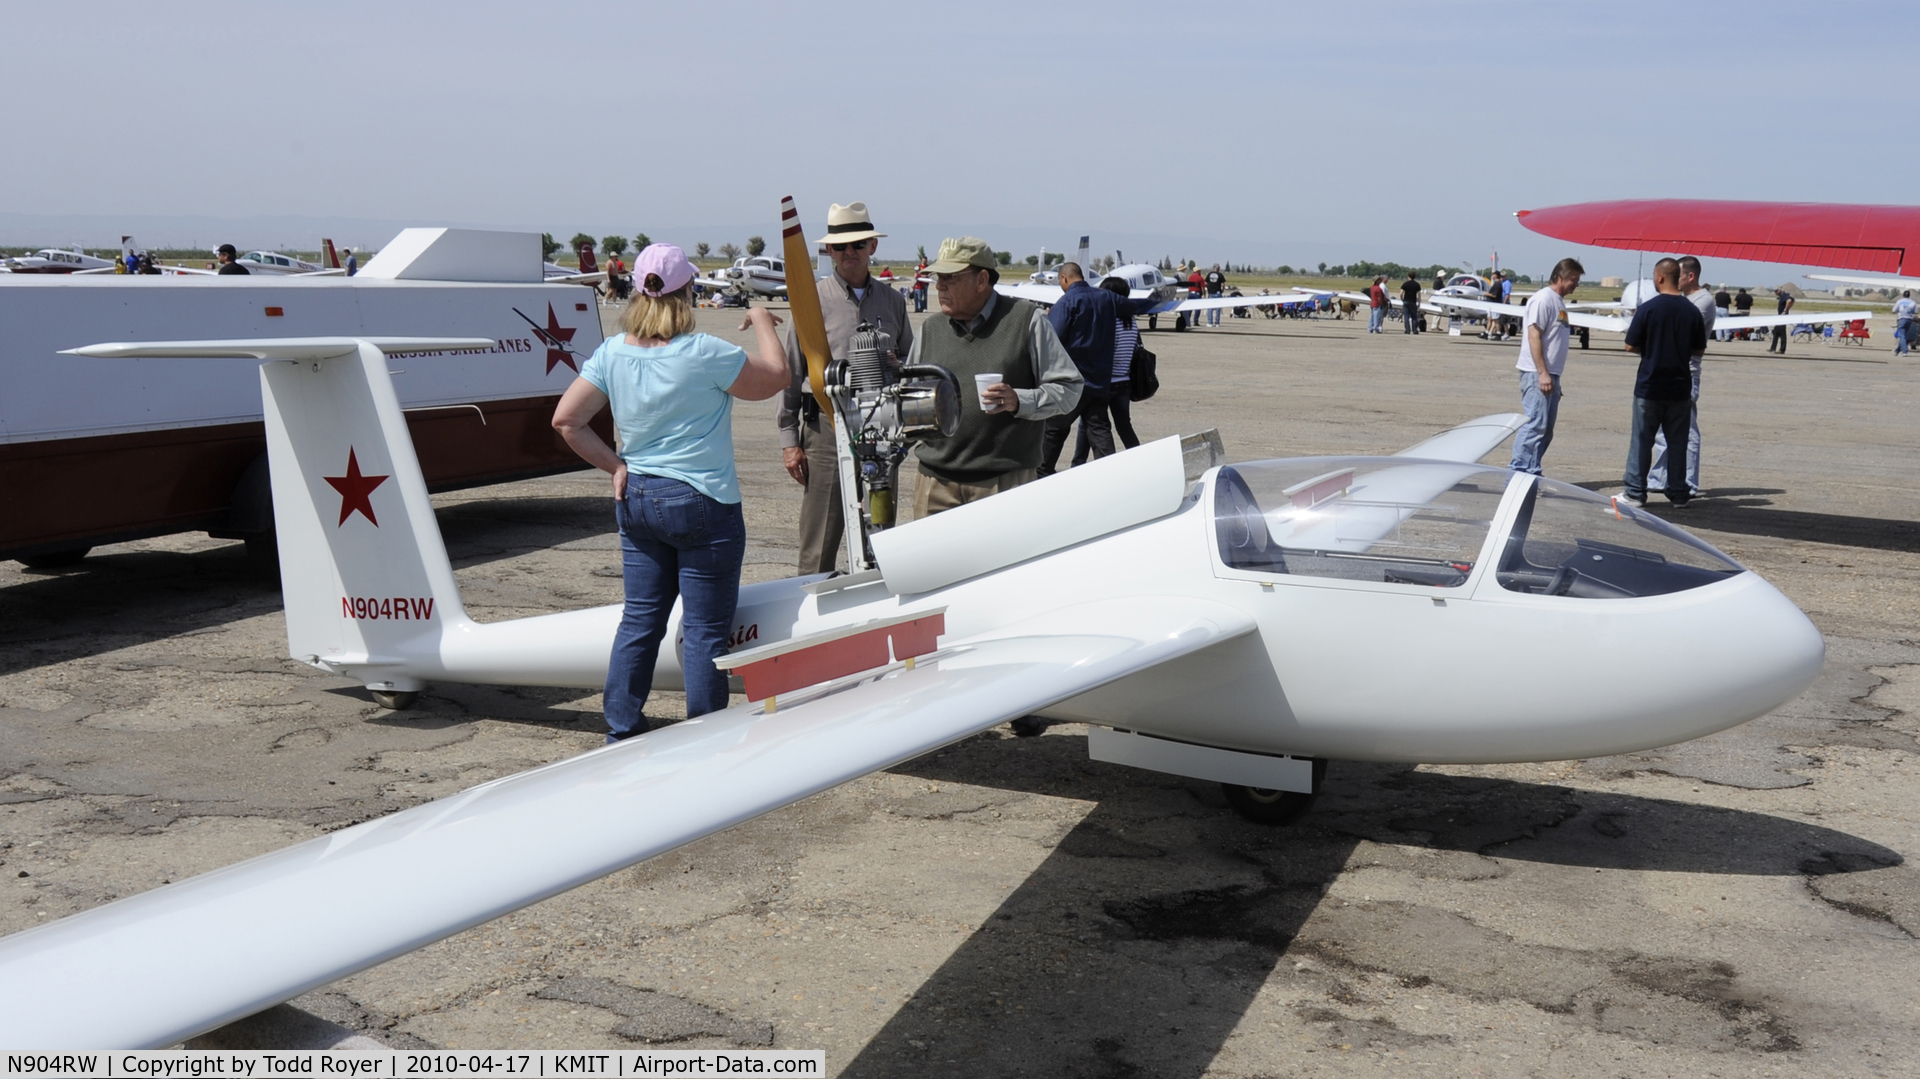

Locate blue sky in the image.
[7,2,1914,284]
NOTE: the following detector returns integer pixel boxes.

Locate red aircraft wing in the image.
[1515,199,1920,275]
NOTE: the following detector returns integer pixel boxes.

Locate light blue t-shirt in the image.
[579,332,748,504]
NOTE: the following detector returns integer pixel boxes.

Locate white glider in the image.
[0,335,1826,1047]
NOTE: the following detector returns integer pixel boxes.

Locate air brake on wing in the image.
[715,609,947,713]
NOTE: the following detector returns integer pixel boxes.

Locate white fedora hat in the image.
[813,202,886,246]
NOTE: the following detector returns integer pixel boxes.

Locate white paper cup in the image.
[974,373,1001,412]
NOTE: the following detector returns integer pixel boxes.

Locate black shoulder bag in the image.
[1129,341,1159,402]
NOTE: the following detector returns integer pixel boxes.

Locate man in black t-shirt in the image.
[1400,272,1422,334]
[215,244,249,276]
[1620,258,1706,507]
[1204,264,1226,326]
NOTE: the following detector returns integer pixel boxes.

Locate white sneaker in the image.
[1614,492,1646,509]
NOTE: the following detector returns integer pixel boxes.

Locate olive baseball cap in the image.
[923,236,997,274]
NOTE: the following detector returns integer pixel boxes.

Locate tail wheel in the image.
[1222,758,1327,826]
[371,690,420,711]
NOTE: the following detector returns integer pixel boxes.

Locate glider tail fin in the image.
[321,238,341,270]
[575,242,599,275]
[258,341,472,687]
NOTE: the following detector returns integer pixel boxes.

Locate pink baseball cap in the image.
[634,242,697,296]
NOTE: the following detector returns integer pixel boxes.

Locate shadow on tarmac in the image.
[841,731,1896,1077]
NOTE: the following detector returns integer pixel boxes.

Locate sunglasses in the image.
[828,241,869,252]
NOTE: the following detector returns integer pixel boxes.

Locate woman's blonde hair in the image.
[622,281,697,340]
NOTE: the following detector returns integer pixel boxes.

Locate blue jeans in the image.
[1647,361,1701,495]
[1897,318,1912,355]
[1625,397,1692,502]
[1207,300,1221,326]
[1403,302,1419,333]
[604,475,745,741]
[1368,306,1383,332]
[1508,370,1561,475]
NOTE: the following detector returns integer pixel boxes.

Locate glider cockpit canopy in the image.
[1213,458,1741,598]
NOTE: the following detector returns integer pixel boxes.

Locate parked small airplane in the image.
[698,253,789,298]
[233,249,326,275]
[998,236,1324,320]
[0,245,120,274]
[1430,285,1872,348]
[0,314,1825,1045]
[542,240,608,286]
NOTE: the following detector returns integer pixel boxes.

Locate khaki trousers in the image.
[797,413,844,574]
[911,467,1038,518]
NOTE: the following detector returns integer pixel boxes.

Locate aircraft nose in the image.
[1704,574,1825,728]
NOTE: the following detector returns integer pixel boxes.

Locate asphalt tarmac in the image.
[2,302,1916,1075]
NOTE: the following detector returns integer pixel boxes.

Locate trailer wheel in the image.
[17,547,91,569]
[371,690,420,710]
[1010,715,1047,738]
[1221,758,1327,825]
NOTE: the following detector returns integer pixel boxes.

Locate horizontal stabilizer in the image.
[0,598,1252,1048]
[1395,413,1524,465]
[62,337,499,361]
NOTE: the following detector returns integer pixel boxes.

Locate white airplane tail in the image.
[259,341,470,688]
[60,336,803,700]
[63,338,488,695]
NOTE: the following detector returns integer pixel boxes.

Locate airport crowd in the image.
[545,200,1194,740]
[540,198,1894,740]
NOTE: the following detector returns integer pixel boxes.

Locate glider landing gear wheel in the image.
[17,547,91,569]
[1010,715,1048,738]
[371,690,420,711]
[1222,758,1328,825]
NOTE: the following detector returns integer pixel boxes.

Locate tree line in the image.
[543,233,767,263]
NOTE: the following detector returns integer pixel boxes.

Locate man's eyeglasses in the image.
[828,242,868,252]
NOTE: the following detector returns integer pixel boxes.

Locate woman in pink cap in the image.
[552,243,787,741]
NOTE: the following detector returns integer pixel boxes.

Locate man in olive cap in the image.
[776,201,913,573]
[906,236,1081,516]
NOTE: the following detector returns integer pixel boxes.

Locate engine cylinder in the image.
[846,322,892,391]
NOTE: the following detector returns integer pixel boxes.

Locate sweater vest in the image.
[913,297,1043,484]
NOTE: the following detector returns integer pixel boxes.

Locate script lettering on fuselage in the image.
[727,623,759,650]
[392,337,536,358]
[342,596,436,621]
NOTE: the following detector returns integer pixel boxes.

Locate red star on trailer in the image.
[324,448,389,526]
[515,303,580,374]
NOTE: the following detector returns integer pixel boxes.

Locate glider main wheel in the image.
[371,690,420,711]
[1222,758,1328,826]
[1010,715,1048,738]
[16,547,91,569]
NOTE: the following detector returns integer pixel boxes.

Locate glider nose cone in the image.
[1718,575,1826,725]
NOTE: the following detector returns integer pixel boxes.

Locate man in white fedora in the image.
[775,201,914,573]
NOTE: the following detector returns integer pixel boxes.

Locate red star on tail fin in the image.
[324,448,389,526]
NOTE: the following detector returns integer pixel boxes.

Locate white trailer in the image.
[0,228,609,566]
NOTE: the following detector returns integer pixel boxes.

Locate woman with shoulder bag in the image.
[1084,277,1145,457]
[552,244,788,742]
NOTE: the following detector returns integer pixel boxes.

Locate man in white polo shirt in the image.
[1508,258,1585,475]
